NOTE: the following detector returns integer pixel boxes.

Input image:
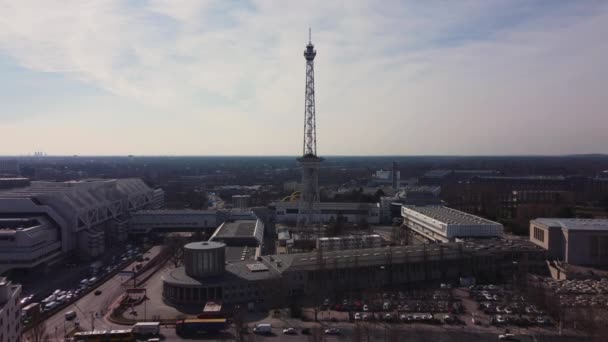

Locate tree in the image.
[233,305,248,342]
[166,235,186,268]
[24,315,49,342]
[308,327,325,342]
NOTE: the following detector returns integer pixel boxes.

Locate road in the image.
[43,246,163,339]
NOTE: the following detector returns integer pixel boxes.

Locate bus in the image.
[73,330,134,342]
[175,318,228,336]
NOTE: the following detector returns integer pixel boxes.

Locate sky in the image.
[0,0,607,156]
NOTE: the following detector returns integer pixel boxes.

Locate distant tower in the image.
[392,161,399,189]
[297,29,323,232]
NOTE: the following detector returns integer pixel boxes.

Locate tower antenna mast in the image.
[297,29,323,235]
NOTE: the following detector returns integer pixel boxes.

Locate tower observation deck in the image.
[297,30,323,233]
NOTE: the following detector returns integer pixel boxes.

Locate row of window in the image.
[533,227,545,242]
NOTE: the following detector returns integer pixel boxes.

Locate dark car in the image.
[94,290,102,296]
[301,328,311,335]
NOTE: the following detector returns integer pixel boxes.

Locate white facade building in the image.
[0,277,21,342]
[0,179,163,274]
[274,201,380,225]
[232,195,251,209]
[316,234,383,251]
[402,205,503,243]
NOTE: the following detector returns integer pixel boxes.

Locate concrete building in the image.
[402,206,504,243]
[530,218,608,266]
[0,178,30,190]
[231,195,251,209]
[163,236,545,305]
[162,241,280,305]
[380,186,441,224]
[316,234,383,252]
[209,219,264,263]
[128,210,218,235]
[0,277,21,342]
[0,179,163,274]
[370,169,400,187]
[0,160,19,177]
[210,219,264,248]
[274,201,380,225]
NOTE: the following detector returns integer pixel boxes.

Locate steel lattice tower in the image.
[297,29,323,233]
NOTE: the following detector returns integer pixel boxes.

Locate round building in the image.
[183,241,225,278]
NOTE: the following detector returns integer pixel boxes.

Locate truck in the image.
[132,322,160,336]
[253,323,272,335]
[175,318,228,336]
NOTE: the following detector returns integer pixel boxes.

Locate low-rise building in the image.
[530,218,608,266]
[316,234,383,252]
[380,186,441,224]
[274,201,380,225]
[163,237,544,306]
[402,205,503,243]
[0,277,21,342]
[128,210,218,235]
[231,195,251,209]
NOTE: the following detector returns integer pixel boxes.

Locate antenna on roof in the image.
[309,27,311,43]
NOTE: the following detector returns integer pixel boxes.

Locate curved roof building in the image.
[0,178,163,274]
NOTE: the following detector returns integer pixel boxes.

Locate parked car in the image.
[283,328,297,335]
[324,328,340,335]
[64,311,77,320]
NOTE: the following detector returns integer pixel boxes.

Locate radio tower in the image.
[297,29,323,234]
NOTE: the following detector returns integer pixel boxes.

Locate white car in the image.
[363,305,369,312]
[354,313,361,320]
[283,327,297,335]
[498,333,516,340]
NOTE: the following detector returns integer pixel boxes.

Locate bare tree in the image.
[352,322,362,342]
[233,305,248,342]
[166,235,186,268]
[308,326,325,342]
[23,315,49,342]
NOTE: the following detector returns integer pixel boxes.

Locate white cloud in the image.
[0,0,606,155]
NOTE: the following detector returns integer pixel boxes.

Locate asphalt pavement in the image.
[42,246,163,339]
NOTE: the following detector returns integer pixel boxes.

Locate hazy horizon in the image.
[1,1,607,156]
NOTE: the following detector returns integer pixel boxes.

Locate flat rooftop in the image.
[404,205,500,226]
[261,238,542,273]
[215,220,257,238]
[534,218,608,231]
[225,246,256,262]
[163,261,280,286]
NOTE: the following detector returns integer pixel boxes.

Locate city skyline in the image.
[1,1,607,156]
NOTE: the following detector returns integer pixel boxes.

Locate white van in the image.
[253,323,272,335]
[132,322,160,335]
[64,310,77,320]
